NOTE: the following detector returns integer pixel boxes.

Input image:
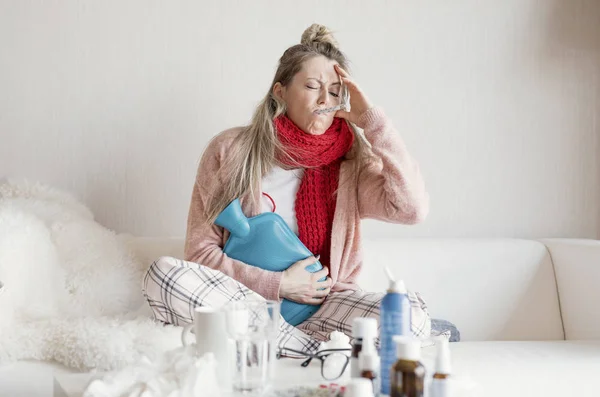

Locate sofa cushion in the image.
[126,237,185,266]
[420,340,600,397]
[131,237,565,342]
[432,318,461,342]
[359,239,564,341]
[542,239,600,340]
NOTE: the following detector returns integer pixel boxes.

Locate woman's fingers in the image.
[314,276,332,288]
[295,256,317,269]
[335,109,351,120]
[312,267,329,281]
[340,76,360,91]
[309,296,327,304]
[312,286,331,298]
[334,64,350,78]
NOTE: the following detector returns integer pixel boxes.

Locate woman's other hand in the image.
[279,256,332,305]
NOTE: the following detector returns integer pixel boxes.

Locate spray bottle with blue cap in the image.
[380,267,411,396]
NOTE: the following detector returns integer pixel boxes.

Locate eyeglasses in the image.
[277,347,352,381]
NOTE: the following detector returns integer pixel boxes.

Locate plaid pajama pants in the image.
[142,256,434,355]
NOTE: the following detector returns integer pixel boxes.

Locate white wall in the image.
[1,0,599,239]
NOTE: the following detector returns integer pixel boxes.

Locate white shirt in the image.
[260,166,304,235]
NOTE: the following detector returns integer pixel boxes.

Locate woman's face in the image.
[273,56,342,135]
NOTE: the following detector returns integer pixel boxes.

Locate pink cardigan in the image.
[184,108,429,301]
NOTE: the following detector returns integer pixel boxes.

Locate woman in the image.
[144,24,455,351]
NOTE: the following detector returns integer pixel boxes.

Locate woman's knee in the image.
[152,256,181,272]
[146,256,178,279]
[143,256,181,299]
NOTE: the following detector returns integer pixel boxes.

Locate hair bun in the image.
[300,24,339,48]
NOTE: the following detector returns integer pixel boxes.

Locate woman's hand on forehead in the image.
[333,64,374,128]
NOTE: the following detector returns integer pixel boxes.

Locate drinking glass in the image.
[224,300,280,395]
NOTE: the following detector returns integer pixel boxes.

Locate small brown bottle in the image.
[390,336,426,397]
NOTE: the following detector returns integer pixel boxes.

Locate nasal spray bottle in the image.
[359,335,381,396]
[430,339,452,397]
[380,267,411,396]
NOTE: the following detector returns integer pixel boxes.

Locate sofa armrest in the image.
[540,238,600,340]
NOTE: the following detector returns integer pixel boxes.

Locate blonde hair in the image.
[204,24,371,224]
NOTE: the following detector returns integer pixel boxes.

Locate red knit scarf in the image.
[274,115,354,269]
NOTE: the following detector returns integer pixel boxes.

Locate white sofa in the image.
[1,237,599,396]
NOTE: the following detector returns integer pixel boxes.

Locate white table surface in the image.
[9,341,600,397]
[0,346,439,397]
[53,356,343,397]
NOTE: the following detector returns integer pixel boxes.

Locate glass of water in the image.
[224,300,280,395]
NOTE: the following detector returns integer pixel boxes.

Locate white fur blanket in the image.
[0,180,181,371]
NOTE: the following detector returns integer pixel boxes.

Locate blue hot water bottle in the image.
[214,198,325,326]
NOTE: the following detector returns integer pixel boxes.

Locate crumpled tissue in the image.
[83,345,221,397]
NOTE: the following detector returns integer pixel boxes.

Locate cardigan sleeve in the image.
[184,132,283,301]
[356,108,430,224]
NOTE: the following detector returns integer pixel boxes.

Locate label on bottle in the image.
[382,310,410,335]
[373,374,381,397]
[380,310,409,395]
[351,356,360,378]
[393,372,403,394]
[380,334,393,395]
[430,378,451,397]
